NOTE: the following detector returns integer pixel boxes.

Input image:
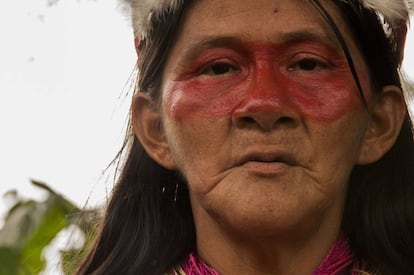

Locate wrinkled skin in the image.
[161,0,370,238]
[133,0,405,273]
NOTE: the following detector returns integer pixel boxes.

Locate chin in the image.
[207,196,329,238]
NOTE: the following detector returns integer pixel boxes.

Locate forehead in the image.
[176,0,350,44]
[161,0,367,84]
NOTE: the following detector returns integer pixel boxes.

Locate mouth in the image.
[235,150,296,177]
[237,151,296,167]
[236,151,294,176]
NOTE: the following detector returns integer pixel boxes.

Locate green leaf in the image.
[20,195,76,274]
[0,180,101,274]
[0,180,79,274]
[0,247,19,275]
[0,200,40,250]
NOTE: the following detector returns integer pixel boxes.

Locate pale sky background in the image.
[0,0,135,218]
[0,0,413,222]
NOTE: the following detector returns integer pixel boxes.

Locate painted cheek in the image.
[308,67,371,122]
[290,74,365,122]
[163,76,246,122]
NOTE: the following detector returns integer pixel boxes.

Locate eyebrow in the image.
[276,30,339,48]
[178,36,248,65]
[178,29,342,64]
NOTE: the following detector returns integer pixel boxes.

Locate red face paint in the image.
[163,41,370,124]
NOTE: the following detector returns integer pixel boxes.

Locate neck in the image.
[182,235,355,275]
[192,206,345,274]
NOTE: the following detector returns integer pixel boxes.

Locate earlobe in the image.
[357,85,406,165]
[131,92,178,170]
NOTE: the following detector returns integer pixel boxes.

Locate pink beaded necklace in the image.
[180,235,359,275]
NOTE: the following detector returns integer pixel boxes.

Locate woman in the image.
[78,0,414,274]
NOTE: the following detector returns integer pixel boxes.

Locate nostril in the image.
[278,116,293,124]
[239,117,256,125]
[235,114,296,131]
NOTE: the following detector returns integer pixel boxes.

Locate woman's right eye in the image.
[199,62,239,76]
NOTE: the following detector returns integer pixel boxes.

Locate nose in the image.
[232,73,299,131]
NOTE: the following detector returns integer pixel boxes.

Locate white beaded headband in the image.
[121,0,412,41]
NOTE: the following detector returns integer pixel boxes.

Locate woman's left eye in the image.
[288,58,329,71]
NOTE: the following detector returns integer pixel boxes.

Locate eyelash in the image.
[194,53,331,78]
[198,60,240,76]
[287,55,330,72]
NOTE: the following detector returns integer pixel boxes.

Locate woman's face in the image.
[159,0,372,235]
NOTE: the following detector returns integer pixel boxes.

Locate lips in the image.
[237,150,296,167]
[235,150,295,176]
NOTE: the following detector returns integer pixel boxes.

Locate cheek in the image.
[292,72,369,122]
[163,71,370,123]
[163,76,244,122]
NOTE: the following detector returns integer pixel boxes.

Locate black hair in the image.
[77,2,195,274]
[78,1,414,274]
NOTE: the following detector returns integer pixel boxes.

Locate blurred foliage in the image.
[0,180,100,275]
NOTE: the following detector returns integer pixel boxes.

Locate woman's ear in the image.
[357,85,406,164]
[131,92,178,170]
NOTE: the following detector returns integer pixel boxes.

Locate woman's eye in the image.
[289,59,328,71]
[201,63,238,76]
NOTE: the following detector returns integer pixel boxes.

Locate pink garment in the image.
[182,253,219,275]
[312,234,357,275]
[181,235,358,275]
